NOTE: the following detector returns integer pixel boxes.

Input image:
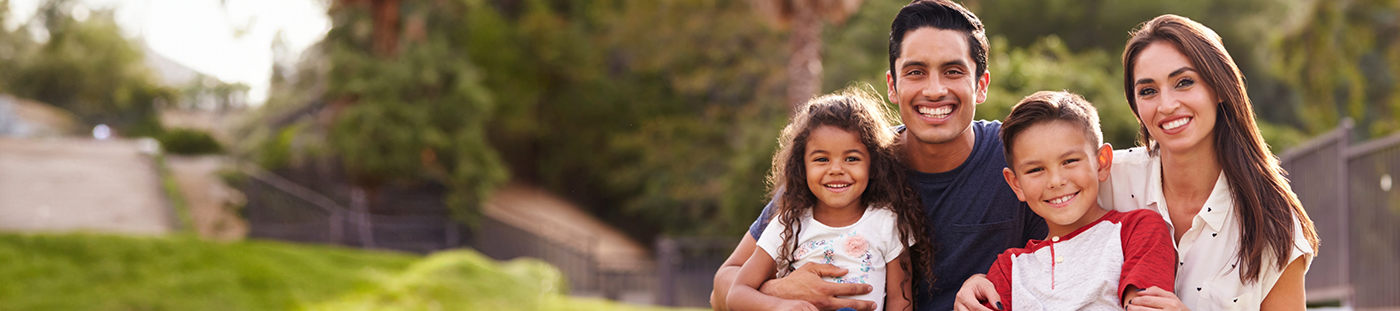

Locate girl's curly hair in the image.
[766,86,935,305]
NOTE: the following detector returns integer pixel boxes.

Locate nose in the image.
[1156,90,1180,115]
[919,76,949,100]
[1047,170,1066,189]
[829,162,845,175]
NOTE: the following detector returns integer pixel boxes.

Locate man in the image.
[710,1,1047,310]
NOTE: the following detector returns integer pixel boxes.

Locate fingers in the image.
[799,263,849,278]
[954,274,999,311]
[1134,286,1177,299]
[827,281,874,297]
[1125,287,1187,311]
[825,298,877,311]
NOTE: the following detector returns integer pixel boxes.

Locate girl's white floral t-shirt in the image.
[757,206,909,311]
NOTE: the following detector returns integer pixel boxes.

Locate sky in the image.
[6,0,332,105]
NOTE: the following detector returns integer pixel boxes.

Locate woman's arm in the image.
[885,252,912,311]
[726,247,818,311]
[1259,256,1308,311]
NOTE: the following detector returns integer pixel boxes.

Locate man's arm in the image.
[711,233,758,311]
[712,195,878,311]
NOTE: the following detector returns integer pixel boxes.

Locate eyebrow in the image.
[1014,150,1082,168]
[808,149,866,156]
[1135,66,1197,86]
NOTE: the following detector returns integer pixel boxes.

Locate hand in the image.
[954,274,1000,311]
[759,263,877,311]
[775,299,820,311]
[1125,286,1191,311]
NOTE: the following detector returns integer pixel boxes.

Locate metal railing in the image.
[1280,120,1400,309]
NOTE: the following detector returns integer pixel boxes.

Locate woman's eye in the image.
[1138,87,1157,97]
[1176,78,1194,88]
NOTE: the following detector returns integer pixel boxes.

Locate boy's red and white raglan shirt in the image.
[984,209,1176,310]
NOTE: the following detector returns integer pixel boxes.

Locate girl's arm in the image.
[726,247,818,311]
[1259,256,1308,310]
[884,251,912,311]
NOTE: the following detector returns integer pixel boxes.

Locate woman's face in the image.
[1131,41,1219,156]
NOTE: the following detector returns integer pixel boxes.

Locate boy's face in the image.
[1001,121,1113,237]
[886,28,989,147]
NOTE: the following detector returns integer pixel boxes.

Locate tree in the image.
[754,0,864,107]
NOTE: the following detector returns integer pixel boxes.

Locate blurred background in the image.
[0,0,1395,310]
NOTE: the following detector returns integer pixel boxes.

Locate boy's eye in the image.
[1064,158,1080,165]
[1024,167,1043,174]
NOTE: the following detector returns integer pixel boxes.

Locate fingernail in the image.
[996,301,1003,310]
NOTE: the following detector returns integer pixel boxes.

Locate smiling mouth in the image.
[917,105,953,119]
[1046,191,1078,205]
[825,183,852,189]
[1162,117,1191,131]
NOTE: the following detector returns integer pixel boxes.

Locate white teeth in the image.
[918,106,953,118]
[826,183,851,188]
[1048,193,1074,204]
[1162,118,1190,130]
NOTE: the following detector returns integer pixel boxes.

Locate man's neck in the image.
[900,126,977,174]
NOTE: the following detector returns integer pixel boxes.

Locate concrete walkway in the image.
[0,137,173,235]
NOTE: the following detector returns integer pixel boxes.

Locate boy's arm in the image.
[727,247,817,311]
[884,251,912,311]
[982,253,1014,310]
[1118,211,1177,305]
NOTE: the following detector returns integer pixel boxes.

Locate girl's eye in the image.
[813,157,828,163]
[1137,87,1157,97]
[1176,78,1194,88]
[845,156,861,162]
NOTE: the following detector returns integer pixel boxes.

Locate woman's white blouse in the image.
[1097,147,1314,310]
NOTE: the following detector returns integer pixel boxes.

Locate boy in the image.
[991,91,1176,310]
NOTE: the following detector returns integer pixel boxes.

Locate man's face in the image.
[886,28,989,146]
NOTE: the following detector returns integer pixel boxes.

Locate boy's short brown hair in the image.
[1000,91,1103,168]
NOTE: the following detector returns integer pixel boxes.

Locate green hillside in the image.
[0,233,698,311]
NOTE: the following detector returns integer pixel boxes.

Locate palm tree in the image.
[754,0,864,108]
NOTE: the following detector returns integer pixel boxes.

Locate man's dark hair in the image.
[888,0,989,84]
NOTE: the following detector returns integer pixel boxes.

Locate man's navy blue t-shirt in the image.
[748,120,1047,311]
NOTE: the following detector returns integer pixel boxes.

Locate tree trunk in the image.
[786,4,823,109]
[371,0,401,57]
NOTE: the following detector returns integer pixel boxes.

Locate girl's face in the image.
[805,125,871,212]
[1131,41,1220,155]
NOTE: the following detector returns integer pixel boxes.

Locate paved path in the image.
[166,155,245,240]
[0,137,173,235]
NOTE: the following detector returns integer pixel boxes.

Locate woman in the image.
[954,14,1320,311]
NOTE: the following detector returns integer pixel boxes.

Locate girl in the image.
[1110,14,1320,310]
[726,89,934,311]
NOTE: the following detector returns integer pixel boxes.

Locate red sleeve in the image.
[984,251,1015,310]
[1117,209,1177,302]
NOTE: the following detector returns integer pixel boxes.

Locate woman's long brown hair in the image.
[1122,14,1320,283]
[766,87,935,303]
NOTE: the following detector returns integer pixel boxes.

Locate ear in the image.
[886,71,898,104]
[1096,143,1113,182]
[974,70,991,105]
[1003,167,1027,202]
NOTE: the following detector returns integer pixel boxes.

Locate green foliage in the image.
[1271,0,1400,138]
[158,128,224,155]
[323,0,507,224]
[0,0,174,137]
[0,233,697,311]
[0,233,417,310]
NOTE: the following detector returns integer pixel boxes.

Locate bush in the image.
[158,128,224,155]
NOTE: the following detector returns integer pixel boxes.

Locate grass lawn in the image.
[0,233,702,311]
